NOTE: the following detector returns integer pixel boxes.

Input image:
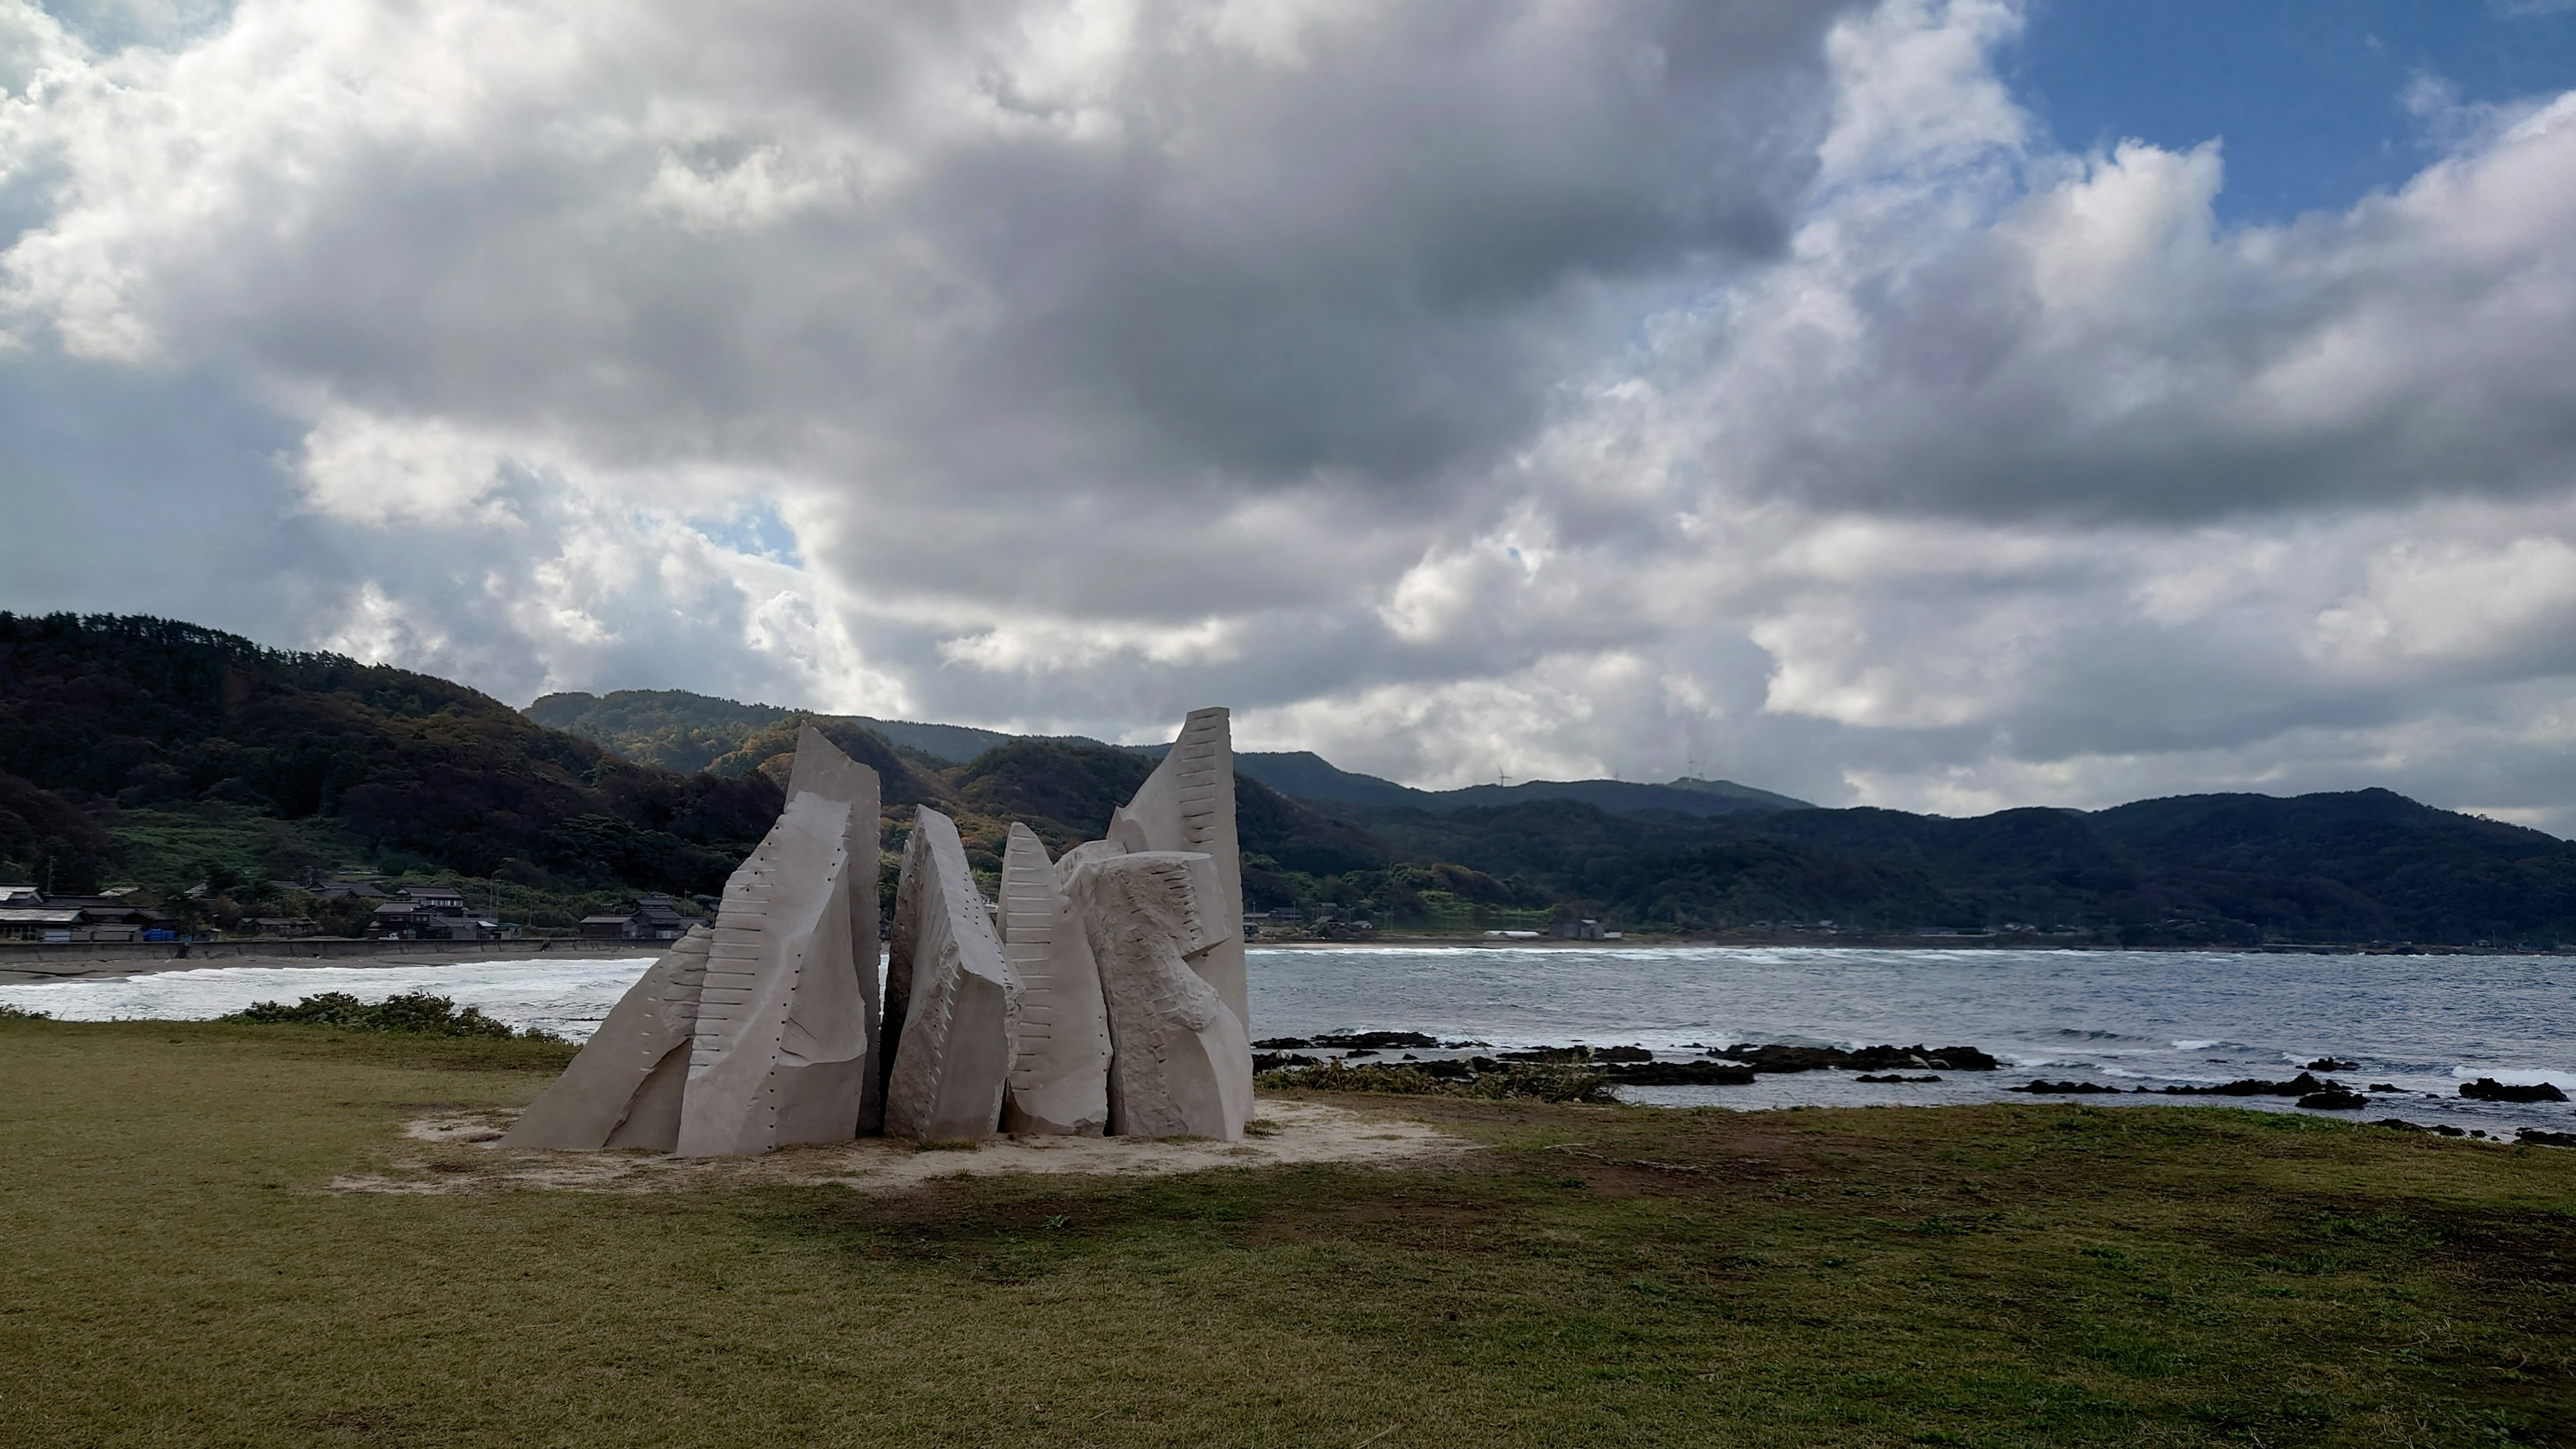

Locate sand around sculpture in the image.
[508,708,1258,1154]
[333,1099,1472,1195]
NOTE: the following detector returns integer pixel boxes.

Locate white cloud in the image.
[5,0,2576,831]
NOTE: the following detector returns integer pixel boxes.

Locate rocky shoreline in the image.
[1252,1035,2004,1091]
[1248,1034,2572,1143]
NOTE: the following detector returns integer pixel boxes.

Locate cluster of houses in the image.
[360,883,520,942]
[0,885,180,943]
[2,877,706,945]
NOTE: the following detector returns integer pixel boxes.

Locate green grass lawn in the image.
[2,1016,2569,1448]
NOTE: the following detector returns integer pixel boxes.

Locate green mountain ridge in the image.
[7,618,2575,947]
[537,688,1813,818]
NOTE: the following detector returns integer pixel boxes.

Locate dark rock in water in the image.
[1253,1037,1313,1050]
[1856,1073,1942,1083]
[1311,1031,1440,1051]
[1604,1061,1756,1085]
[1598,1045,1655,1063]
[2459,1077,2567,1103]
[2369,1083,2400,1093]
[1468,1056,1503,1073]
[1440,1040,1491,1049]
[1252,1053,1321,1072]
[2430,1123,2467,1137]
[1343,1049,1379,1060]
[1409,1058,1474,1080]
[2298,1088,2369,1110]
[2518,1128,2576,1148]
[1500,1045,1596,1063]
[1849,1044,2000,1072]
[1723,1044,1844,1073]
[2010,1079,2122,1094]
[1720,1042,2000,1073]
[2372,1118,2424,1132]
[2306,1057,2360,1071]
[2163,1072,2334,1097]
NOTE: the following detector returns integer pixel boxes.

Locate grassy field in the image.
[2,1016,2570,1448]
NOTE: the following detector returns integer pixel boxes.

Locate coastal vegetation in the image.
[221,990,561,1040]
[3,1012,2569,1446]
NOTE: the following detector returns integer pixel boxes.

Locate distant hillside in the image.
[530,689,1092,770]
[529,690,1383,894]
[1215,748,1805,816]
[0,614,780,898]
[1352,789,2576,946]
[542,688,1811,818]
[16,622,2567,948]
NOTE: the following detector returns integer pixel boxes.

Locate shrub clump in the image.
[0,1002,51,1021]
[222,991,559,1041]
[1256,1058,1615,1104]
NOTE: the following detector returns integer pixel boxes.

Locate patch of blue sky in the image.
[691,502,804,568]
[2010,0,2576,223]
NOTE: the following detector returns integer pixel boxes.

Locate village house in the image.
[578,893,694,941]
[370,883,515,942]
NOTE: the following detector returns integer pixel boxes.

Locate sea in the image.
[6,945,2571,1136]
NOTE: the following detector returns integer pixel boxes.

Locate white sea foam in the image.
[0,959,657,1042]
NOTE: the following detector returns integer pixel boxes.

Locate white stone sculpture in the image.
[499,923,711,1150]
[880,807,1021,1142]
[998,823,1112,1135]
[1068,849,1253,1141]
[674,726,883,1156]
[506,708,1269,1156]
[1106,707,1249,1041]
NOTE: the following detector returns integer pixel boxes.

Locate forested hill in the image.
[536,686,1811,818]
[1347,790,2576,947]
[0,615,1379,916]
[7,614,2572,949]
[0,614,780,896]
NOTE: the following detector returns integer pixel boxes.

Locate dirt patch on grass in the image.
[333,1097,1476,1195]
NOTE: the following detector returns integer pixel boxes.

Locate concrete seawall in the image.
[0,938,658,985]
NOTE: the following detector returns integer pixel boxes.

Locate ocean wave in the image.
[2449,1065,2575,1087]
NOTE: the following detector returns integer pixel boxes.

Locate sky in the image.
[5,0,2576,830]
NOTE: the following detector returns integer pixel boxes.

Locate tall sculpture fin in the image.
[674,727,881,1156]
[1106,708,1246,1038]
[1067,850,1251,1141]
[1106,703,1250,1124]
[500,923,712,1150]
[881,807,1020,1142]
[786,723,888,1132]
[999,823,1110,1136]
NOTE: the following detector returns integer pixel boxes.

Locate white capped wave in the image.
[0,958,657,1042]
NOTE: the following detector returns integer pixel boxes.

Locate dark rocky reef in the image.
[2162,1072,2339,1097]
[1602,1061,1758,1085]
[1717,1043,2000,1073]
[2459,1077,2567,1103]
